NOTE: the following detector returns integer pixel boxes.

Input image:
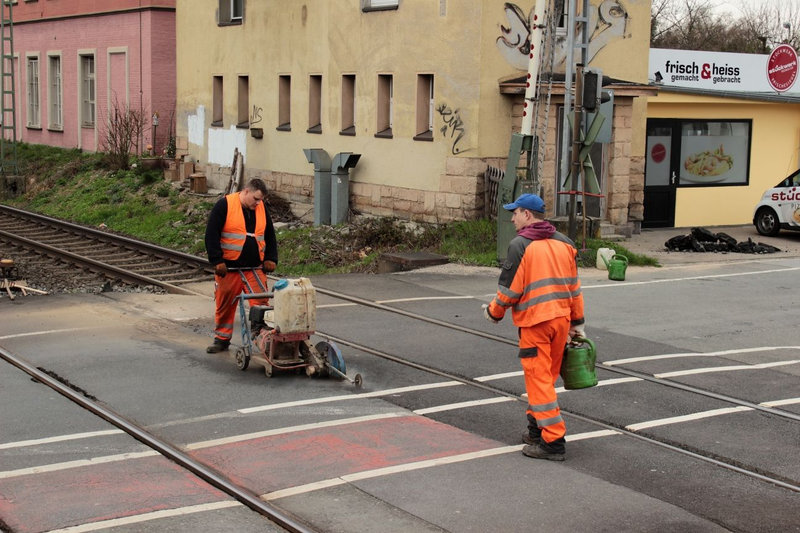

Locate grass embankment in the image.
[3,143,657,275]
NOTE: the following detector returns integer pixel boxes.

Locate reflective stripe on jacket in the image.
[220,193,266,261]
[489,235,584,328]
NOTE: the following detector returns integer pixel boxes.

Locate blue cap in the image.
[503,193,545,213]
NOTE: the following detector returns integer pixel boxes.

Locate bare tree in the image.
[100,97,149,171]
[651,0,800,52]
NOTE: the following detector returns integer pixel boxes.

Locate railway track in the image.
[0,204,211,296]
[310,285,800,492]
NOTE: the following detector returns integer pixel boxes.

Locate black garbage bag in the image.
[666,228,781,254]
[691,227,718,242]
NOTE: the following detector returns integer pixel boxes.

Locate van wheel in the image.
[755,207,780,236]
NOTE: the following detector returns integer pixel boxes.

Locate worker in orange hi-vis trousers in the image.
[484,193,585,461]
[204,178,278,354]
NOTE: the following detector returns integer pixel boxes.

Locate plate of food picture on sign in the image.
[681,144,735,183]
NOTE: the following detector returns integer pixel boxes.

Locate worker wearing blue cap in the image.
[483,193,585,461]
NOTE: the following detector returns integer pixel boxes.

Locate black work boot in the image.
[522,438,566,461]
[206,339,230,353]
[522,430,541,446]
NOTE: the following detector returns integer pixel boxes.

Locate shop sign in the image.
[650,48,800,96]
[767,44,798,92]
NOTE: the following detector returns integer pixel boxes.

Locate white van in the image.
[753,169,800,236]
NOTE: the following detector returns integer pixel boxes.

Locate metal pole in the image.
[569,64,584,242]
[520,0,548,137]
[561,0,577,239]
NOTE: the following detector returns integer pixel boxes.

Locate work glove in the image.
[214,263,227,278]
[262,260,277,273]
[482,304,500,324]
[569,323,585,340]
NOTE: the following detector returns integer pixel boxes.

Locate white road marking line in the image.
[626,407,752,431]
[605,346,800,366]
[0,451,158,479]
[186,412,407,450]
[655,360,800,378]
[414,397,515,415]
[583,266,800,289]
[238,381,462,413]
[0,327,94,340]
[43,501,242,533]
[315,266,800,310]
[761,397,800,407]
[0,429,124,450]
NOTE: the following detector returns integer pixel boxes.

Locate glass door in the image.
[644,119,676,227]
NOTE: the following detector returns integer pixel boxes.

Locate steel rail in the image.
[0,229,205,296]
[316,330,800,493]
[0,345,317,533]
[0,204,209,268]
[311,285,800,423]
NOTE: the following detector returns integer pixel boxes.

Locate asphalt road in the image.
[1,224,799,532]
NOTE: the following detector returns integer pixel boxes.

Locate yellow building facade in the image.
[175,0,653,228]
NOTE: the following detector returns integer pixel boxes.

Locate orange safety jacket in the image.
[220,193,267,262]
[488,236,584,328]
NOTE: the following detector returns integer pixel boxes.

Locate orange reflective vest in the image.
[220,192,267,261]
[489,237,584,328]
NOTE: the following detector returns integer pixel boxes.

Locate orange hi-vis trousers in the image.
[213,269,270,343]
[519,315,570,444]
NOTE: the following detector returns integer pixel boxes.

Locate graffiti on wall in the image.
[436,103,471,155]
[250,105,263,125]
[496,0,629,70]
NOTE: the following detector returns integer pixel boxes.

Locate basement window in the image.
[277,75,291,131]
[308,74,322,134]
[375,74,393,138]
[340,74,356,136]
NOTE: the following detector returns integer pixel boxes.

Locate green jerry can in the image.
[560,337,598,390]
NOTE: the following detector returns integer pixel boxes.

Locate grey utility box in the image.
[330,152,361,225]
[303,148,332,226]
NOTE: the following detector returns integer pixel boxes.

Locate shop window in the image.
[341,74,356,136]
[308,74,321,134]
[26,55,40,128]
[48,54,62,130]
[218,0,243,26]
[679,120,750,186]
[376,74,393,138]
[212,76,223,126]
[414,74,433,141]
[361,0,399,12]
[80,55,95,127]
[237,75,248,128]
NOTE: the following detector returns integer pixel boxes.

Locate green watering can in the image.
[561,337,598,390]
[602,253,628,281]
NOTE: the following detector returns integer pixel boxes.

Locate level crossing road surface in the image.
[1,226,799,532]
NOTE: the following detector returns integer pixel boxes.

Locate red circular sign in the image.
[651,143,666,163]
[767,44,798,92]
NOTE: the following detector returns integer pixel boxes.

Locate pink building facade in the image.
[8,0,175,154]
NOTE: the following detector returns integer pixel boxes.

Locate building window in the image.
[308,74,321,134]
[555,0,568,35]
[278,75,291,131]
[26,55,40,128]
[48,55,62,130]
[678,120,750,186]
[361,0,399,12]
[237,75,248,128]
[340,74,356,136]
[376,74,392,138]
[212,75,223,126]
[218,0,243,25]
[80,55,95,127]
[414,74,433,141]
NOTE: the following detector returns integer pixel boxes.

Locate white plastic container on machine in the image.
[272,277,317,333]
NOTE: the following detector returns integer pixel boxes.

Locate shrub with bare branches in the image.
[100,97,148,170]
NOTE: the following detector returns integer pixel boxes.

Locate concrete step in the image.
[377,251,449,274]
